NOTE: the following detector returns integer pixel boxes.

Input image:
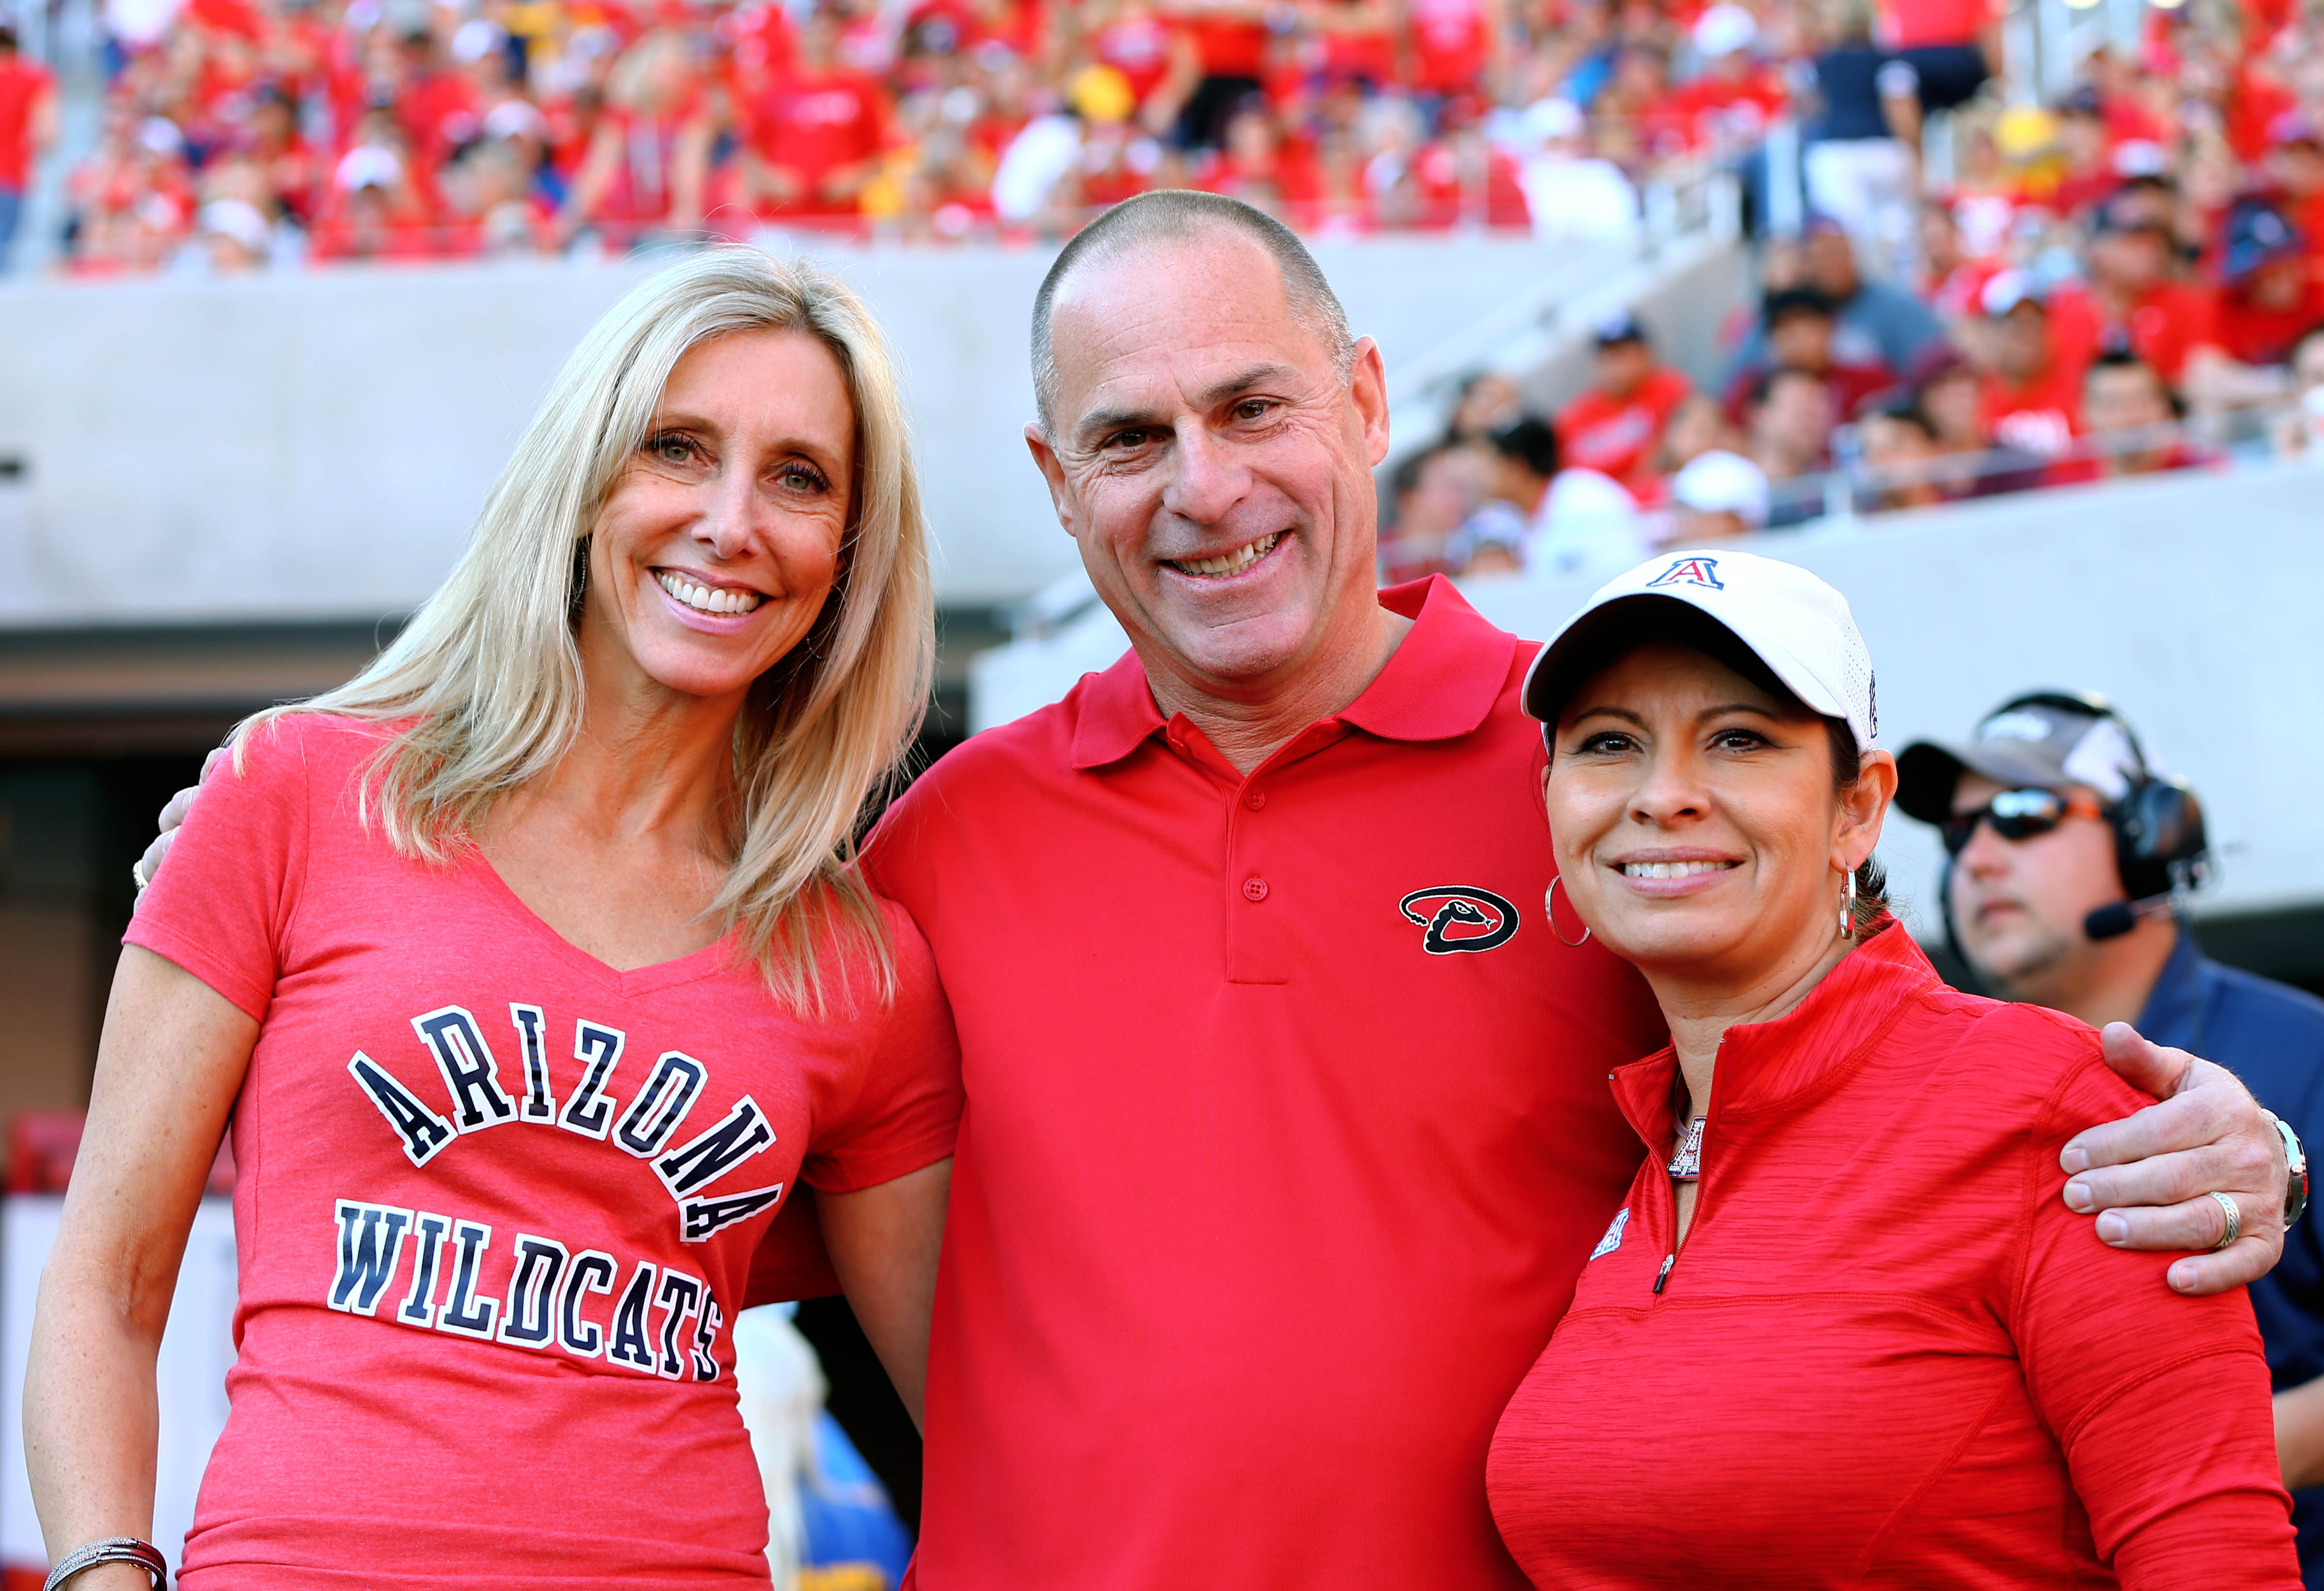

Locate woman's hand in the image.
[2058,1022,2289,1295]
[818,1159,951,1431]
[24,948,258,1569]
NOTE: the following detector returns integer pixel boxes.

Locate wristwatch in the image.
[2268,1111,2309,1229]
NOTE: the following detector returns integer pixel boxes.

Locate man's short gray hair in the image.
[1030,190,1358,434]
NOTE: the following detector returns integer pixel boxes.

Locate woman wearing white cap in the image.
[1486,549,2299,1587]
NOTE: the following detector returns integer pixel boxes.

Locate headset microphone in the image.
[2083,893,2177,942]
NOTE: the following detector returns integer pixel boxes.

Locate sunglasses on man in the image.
[1940,787,2105,856]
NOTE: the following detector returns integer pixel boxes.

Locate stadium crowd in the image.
[5,0,2324,554]
[1344,0,2324,572]
[12,0,1804,271]
[5,0,1723,269]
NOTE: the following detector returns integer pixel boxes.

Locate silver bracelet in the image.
[43,1538,167,1591]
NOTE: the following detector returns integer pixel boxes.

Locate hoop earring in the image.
[1838,867,1858,942]
[1546,875,1591,948]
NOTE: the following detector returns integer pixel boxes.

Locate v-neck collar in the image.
[462,846,741,999]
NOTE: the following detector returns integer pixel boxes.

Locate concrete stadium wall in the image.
[972,460,2324,924]
[0,235,1612,623]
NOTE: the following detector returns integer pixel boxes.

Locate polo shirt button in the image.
[1242,877,1270,902]
[1244,789,1266,810]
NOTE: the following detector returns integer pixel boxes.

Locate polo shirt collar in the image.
[1068,575,1515,771]
[1337,576,1518,744]
[1069,647,1169,771]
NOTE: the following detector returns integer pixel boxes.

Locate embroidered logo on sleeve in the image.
[1590,1207,1630,1261]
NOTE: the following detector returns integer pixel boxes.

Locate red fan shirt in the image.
[1555,365,1694,489]
[741,67,890,214]
[2045,279,2220,387]
[1179,10,1269,77]
[1489,926,2299,1590]
[1982,358,2082,456]
[132,714,961,1589]
[1091,13,1178,104]
[1405,0,1491,93]
[1876,0,1998,48]
[0,55,55,189]
[2214,268,2324,366]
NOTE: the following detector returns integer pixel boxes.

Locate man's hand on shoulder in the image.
[134,747,223,892]
[2059,1021,2289,1295]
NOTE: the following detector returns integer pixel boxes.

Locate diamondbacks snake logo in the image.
[1398,886,1521,954]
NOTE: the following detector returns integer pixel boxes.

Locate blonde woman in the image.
[24,249,959,1590]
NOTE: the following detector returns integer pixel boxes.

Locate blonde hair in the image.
[245,247,932,1012]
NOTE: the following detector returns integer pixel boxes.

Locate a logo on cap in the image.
[1398,886,1521,955]
[1646,556,1724,591]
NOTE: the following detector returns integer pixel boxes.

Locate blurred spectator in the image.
[1916,198,1996,320]
[2045,86,2115,218]
[564,28,713,243]
[1723,285,1893,426]
[1161,0,1270,150]
[2073,348,2204,481]
[1651,391,1744,484]
[1800,216,1946,373]
[1743,364,1834,527]
[730,10,887,226]
[1872,0,1996,128]
[2263,114,2324,256]
[0,23,58,272]
[1403,0,1505,103]
[1800,0,1916,270]
[185,193,273,271]
[1379,442,1479,583]
[1911,346,2045,498]
[2213,196,2324,370]
[1446,369,1524,442]
[1972,270,2080,458]
[2045,181,2225,399]
[1511,96,1638,244]
[2272,323,2324,457]
[1554,310,1693,494]
[1730,217,1944,385]
[1453,416,1645,580]
[1667,447,1769,540]
[1660,6,1785,156]
[1912,349,1984,455]
[1855,394,1946,510]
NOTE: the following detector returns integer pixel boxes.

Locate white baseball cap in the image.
[1692,3,1757,58]
[1669,448,1769,526]
[1520,548,1878,747]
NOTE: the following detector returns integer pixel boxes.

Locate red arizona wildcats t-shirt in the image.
[127,714,960,1588]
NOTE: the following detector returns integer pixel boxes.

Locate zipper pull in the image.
[1652,1253,1676,1295]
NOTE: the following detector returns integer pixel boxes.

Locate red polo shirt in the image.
[870,577,1664,1589]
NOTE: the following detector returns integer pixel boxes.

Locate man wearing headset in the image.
[1899,690,2324,1586]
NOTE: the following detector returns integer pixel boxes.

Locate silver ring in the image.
[130,858,151,892]
[2209,1190,2243,1252]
